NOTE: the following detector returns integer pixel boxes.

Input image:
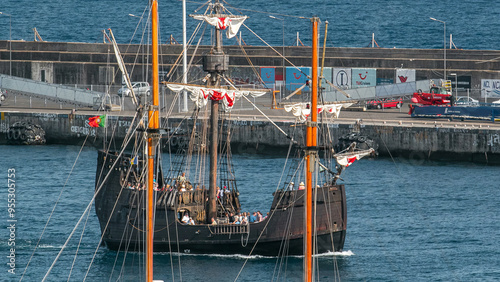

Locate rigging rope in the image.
[83,110,151,280]
[221,75,292,141]
[20,133,89,281]
[242,23,307,78]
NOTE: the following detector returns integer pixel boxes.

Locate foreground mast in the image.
[304,17,319,282]
[147,0,160,281]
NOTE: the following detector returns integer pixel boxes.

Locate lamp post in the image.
[269,16,285,99]
[0,12,12,76]
[129,14,145,82]
[450,73,457,96]
[430,17,446,79]
[450,73,457,106]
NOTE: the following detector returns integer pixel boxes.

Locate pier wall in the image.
[1,112,499,164]
[1,41,500,95]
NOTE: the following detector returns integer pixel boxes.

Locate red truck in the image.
[411,85,451,105]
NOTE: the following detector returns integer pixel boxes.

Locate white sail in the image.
[284,102,352,122]
[192,15,247,38]
[166,83,266,110]
[334,149,374,167]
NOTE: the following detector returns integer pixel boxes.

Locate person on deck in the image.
[249,212,257,223]
[233,215,240,224]
[287,181,294,191]
[178,172,186,183]
[257,211,263,222]
[211,217,217,225]
[181,213,190,224]
[241,213,248,224]
[298,182,305,190]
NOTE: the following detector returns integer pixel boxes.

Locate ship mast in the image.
[304,17,319,282]
[146,0,160,281]
[205,0,229,222]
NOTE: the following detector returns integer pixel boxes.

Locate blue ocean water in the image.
[0,145,499,281]
[0,0,499,49]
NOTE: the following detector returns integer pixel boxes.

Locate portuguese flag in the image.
[88,115,106,127]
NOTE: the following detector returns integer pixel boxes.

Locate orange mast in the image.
[305,17,319,282]
[147,0,159,281]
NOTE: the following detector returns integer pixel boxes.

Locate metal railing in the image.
[0,74,103,106]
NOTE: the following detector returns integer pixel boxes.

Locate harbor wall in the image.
[1,41,500,95]
[1,111,499,164]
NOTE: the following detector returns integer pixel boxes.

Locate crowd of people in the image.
[180,211,269,226]
[216,211,268,225]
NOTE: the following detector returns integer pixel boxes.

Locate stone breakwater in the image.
[1,111,499,164]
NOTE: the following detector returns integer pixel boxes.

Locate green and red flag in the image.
[88,115,106,127]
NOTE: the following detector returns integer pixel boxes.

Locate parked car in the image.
[118,82,150,97]
[0,89,6,101]
[366,98,403,109]
[455,96,479,106]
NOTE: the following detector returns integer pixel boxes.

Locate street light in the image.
[129,14,145,82]
[450,73,457,106]
[0,12,12,76]
[269,16,285,99]
[450,73,457,95]
[430,17,446,79]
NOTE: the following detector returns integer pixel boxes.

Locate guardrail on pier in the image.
[0,74,103,106]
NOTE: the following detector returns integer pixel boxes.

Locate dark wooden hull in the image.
[95,150,347,256]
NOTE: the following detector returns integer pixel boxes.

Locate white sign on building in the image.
[481,79,500,98]
[333,68,351,90]
[395,69,416,83]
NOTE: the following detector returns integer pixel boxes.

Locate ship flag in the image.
[88,115,106,127]
[130,156,138,165]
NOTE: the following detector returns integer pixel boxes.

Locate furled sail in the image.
[284,102,352,122]
[191,15,247,38]
[334,149,374,167]
[166,83,267,110]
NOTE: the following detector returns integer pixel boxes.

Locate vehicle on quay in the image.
[411,80,451,105]
[366,97,403,109]
[117,81,150,97]
[0,89,6,101]
[455,96,479,106]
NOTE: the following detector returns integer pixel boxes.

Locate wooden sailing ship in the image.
[94,2,373,275]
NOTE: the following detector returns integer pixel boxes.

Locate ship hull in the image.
[95,150,347,256]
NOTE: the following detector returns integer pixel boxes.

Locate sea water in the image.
[0,145,499,281]
[0,0,498,50]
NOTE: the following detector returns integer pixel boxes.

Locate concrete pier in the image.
[1,107,499,164]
